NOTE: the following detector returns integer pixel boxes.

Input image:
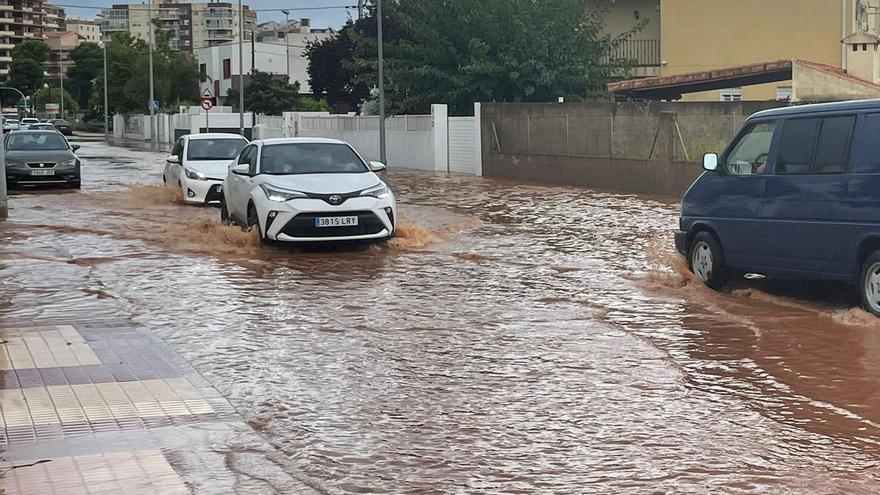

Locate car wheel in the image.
[689,231,727,290]
[859,251,880,317]
[220,196,231,225]
[247,203,272,245]
[69,179,81,189]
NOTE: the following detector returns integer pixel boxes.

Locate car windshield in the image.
[6,132,69,150]
[260,143,368,175]
[186,138,247,160]
[6,119,18,124]
[52,120,70,125]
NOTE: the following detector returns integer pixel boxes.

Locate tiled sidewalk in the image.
[0,323,318,494]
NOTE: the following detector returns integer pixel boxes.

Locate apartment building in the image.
[603,0,879,101]
[67,18,101,45]
[100,1,256,53]
[0,0,44,80]
[255,18,331,44]
[45,29,77,80]
[42,2,63,32]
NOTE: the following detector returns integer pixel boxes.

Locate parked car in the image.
[675,99,880,316]
[28,123,58,131]
[50,119,73,135]
[3,130,81,189]
[221,138,395,244]
[164,133,249,205]
[20,117,39,127]
[3,119,20,132]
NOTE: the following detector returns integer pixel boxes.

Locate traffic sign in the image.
[149,100,160,110]
[200,98,214,111]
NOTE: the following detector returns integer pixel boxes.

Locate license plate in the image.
[315,216,358,227]
[30,169,55,176]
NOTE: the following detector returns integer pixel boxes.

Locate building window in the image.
[222,58,231,79]
[199,63,206,79]
[776,86,792,101]
[720,87,742,102]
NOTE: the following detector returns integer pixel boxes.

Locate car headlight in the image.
[5,159,26,169]
[260,184,306,202]
[360,182,390,199]
[59,158,77,168]
[185,168,207,181]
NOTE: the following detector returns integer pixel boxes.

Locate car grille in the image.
[280,211,386,238]
[27,162,56,168]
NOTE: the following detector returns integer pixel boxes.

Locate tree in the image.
[8,39,50,95]
[306,24,370,113]
[307,0,632,115]
[33,86,79,114]
[225,70,299,115]
[67,42,103,109]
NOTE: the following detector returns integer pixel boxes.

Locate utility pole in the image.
[59,45,64,119]
[148,3,157,149]
[377,0,386,164]
[251,30,255,73]
[103,37,109,139]
[238,0,245,136]
[281,9,290,84]
[358,0,365,19]
[0,114,6,220]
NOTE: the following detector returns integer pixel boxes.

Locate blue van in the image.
[675,99,880,316]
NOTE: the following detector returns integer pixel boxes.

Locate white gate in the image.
[448,116,481,175]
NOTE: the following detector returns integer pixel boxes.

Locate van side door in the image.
[842,112,880,283]
[761,115,855,278]
[684,120,777,269]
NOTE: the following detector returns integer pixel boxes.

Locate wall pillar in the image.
[474,102,483,176]
[431,103,448,172]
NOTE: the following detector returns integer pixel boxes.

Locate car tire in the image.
[689,231,727,290]
[859,251,880,317]
[69,179,81,189]
[220,196,231,225]
[247,203,272,245]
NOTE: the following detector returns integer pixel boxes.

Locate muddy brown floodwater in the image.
[3,140,880,493]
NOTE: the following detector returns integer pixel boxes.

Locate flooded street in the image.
[3,139,880,493]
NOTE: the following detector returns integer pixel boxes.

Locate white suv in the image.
[164,133,249,204]
[221,138,396,244]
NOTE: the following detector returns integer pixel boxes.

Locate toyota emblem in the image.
[328,195,342,205]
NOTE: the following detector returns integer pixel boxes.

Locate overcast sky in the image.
[64,1,356,29]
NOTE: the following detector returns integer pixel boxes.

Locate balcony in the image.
[0,17,12,24]
[204,10,233,19]
[0,4,11,11]
[0,55,10,62]
[0,43,12,49]
[602,39,661,77]
[206,30,233,40]
[0,68,9,75]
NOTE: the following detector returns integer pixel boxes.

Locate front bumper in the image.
[674,230,688,256]
[181,178,223,204]
[258,197,396,243]
[6,167,79,186]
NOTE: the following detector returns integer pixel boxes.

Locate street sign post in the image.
[200,89,214,134]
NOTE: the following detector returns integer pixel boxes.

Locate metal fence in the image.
[601,39,661,67]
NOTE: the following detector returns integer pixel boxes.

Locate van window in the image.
[724,121,775,176]
[853,113,880,173]
[813,116,854,174]
[776,118,820,174]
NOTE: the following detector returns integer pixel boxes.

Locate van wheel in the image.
[689,231,727,290]
[859,251,880,317]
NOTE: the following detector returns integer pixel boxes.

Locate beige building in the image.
[603,0,880,101]
[44,30,78,81]
[67,18,100,45]
[42,2,63,32]
[100,1,256,53]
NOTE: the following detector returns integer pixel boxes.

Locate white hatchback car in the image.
[221,138,396,244]
[164,133,249,204]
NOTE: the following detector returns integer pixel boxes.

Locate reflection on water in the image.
[1,141,880,493]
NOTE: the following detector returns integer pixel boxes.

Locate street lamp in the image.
[59,44,64,119]
[103,36,109,139]
[281,9,290,85]
[238,0,245,136]
[147,3,157,149]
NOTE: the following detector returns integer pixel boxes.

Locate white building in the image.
[67,19,101,45]
[197,31,331,98]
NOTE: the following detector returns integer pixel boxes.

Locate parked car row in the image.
[677,99,880,317]
[164,134,396,245]
[2,118,73,135]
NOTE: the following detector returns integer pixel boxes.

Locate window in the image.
[720,87,742,102]
[812,116,854,174]
[776,86,792,101]
[171,138,183,157]
[187,138,247,160]
[724,121,776,176]
[776,116,854,175]
[854,113,880,173]
[237,145,253,165]
[222,58,231,79]
[199,63,206,79]
[776,118,820,174]
[259,143,369,175]
[247,146,259,175]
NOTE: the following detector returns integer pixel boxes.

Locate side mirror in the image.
[369,161,387,172]
[703,153,718,171]
[232,163,251,176]
[167,154,180,164]
[71,144,80,152]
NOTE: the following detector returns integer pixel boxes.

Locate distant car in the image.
[3,119,20,132]
[221,137,395,244]
[3,130,81,189]
[164,133,249,205]
[20,117,39,127]
[28,123,57,131]
[50,119,73,135]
